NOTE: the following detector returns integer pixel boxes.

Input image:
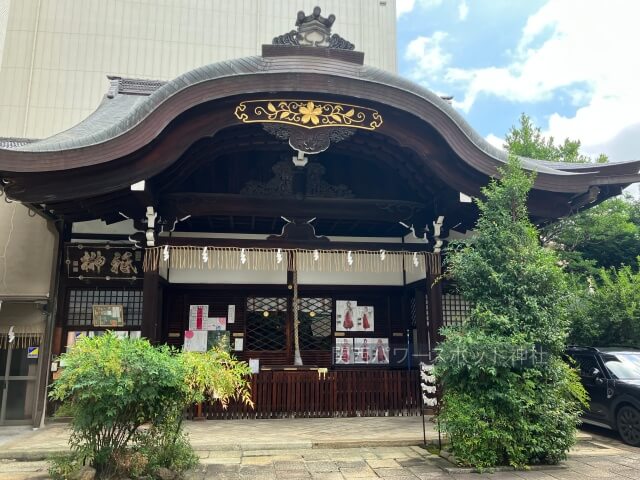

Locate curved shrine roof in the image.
[0,42,638,212]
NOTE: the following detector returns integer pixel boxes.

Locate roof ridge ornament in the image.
[272,6,355,50]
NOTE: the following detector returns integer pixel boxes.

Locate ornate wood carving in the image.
[272,6,355,50]
[235,100,382,131]
[65,244,142,281]
[263,123,355,154]
[236,100,381,154]
[240,160,354,199]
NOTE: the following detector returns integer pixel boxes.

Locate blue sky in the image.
[396,0,640,172]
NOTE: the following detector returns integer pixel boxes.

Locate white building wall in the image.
[0,202,56,299]
[169,268,404,286]
[0,0,10,66]
[0,0,397,139]
[298,270,404,286]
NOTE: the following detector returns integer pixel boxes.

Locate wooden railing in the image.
[190,369,420,419]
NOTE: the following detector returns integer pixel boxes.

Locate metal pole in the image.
[407,328,411,371]
[437,400,442,450]
[420,367,426,447]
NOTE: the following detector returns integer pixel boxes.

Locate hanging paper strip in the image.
[143,246,441,275]
[0,331,43,349]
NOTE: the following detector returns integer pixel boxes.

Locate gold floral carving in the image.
[234,100,383,130]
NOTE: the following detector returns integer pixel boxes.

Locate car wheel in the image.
[617,405,640,446]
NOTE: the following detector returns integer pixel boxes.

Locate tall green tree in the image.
[568,262,640,346]
[544,196,640,275]
[436,156,587,469]
[504,113,639,275]
[504,113,608,164]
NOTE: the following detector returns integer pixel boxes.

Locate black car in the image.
[566,346,640,446]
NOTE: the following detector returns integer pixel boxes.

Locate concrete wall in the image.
[0,202,55,298]
[0,302,45,329]
[0,0,397,139]
[0,0,9,66]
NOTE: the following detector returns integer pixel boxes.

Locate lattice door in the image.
[246,297,288,351]
[298,297,332,351]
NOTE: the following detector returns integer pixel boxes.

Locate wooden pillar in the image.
[142,270,161,343]
[413,285,429,361]
[32,220,63,428]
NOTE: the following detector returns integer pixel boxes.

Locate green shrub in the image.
[49,332,252,478]
[133,416,199,475]
[48,452,85,480]
[437,156,588,469]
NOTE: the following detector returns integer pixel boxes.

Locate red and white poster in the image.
[188,305,209,330]
[353,338,372,364]
[183,330,207,352]
[336,301,374,332]
[189,306,227,331]
[370,338,389,364]
[334,338,354,365]
[205,317,227,331]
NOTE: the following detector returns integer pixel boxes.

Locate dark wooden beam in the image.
[162,193,426,224]
[142,270,162,343]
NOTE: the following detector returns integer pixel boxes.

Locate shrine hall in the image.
[1,8,639,419]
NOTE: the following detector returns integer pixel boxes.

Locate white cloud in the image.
[485,133,505,150]
[583,123,640,162]
[396,0,415,18]
[397,0,443,18]
[405,0,640,153]
[405,32,451,80]
[421,0,444,8]
[458,0,469,21]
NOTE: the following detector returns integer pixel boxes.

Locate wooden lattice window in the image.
[298,298,332,351]
[246,297,287,351]
[442,293,471,327]
[65,288,143,327]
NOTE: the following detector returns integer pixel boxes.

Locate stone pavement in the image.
[0,420,638,480]
[184,438,640,479]
[0,425,32,449]
[0,417,440,459]
[2,439,640,480]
